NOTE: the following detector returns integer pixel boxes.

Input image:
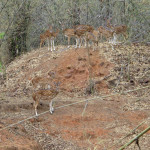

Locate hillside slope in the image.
[0,44,150,150]
[2,46,114,97]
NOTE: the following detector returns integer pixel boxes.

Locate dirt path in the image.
[0,92,150,150]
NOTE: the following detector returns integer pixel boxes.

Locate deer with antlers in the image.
[107,18,128,42]
[40,26,59,51]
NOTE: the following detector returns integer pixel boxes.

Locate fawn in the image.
[31,72,60,116]
[32,84,59,116]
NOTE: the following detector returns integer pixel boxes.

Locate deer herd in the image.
[32,19,128,116]
[40,19,128,51]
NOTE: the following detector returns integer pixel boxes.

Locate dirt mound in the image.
[2,43,149,98]
[0,44,150,150]
[2,46,113,97]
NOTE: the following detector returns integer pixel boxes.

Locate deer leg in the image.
[53,39,55,51]
[80,38,82,47]
[100,34,102,42]
[47,39,50,51]
[94,41,97,51]
[126,32,128,39]
[77,38,79,48]
[79,39,81,48]
[92,42,95,51]
[79,37,82,48]
[79,38,81,48]
[97,40,99,47]
[80,37,84,47]
[123,32,128,41]
[51,39,53,51]
[81,37,85,47]
[84,37,87,47]
[40,40,43,48]
[49,100,54,114]
[68,37,70,48]
[40,39,45,48]
[113,34,117,45]
[75,38,77,48]
[108,38,112,44]
[34,100,39,116]
[75,38,78,48]
[111,44,115,51]
[86,39,89,48]
[108,38,115,50]
[96,41,99,49]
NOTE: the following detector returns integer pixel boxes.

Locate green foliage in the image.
[0,0,31,63]
[0,62,2,72]
[0,32,5,39]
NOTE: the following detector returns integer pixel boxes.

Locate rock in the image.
[99,62,104,66]
[78,57,86,61]
[108,78,117,87]
[65,74,72,79]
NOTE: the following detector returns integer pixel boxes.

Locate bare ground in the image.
[0,43,150,150]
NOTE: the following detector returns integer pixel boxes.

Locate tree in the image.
[72,0,80,25]
[0,0,31,64]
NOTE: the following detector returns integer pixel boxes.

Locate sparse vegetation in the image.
[0,32,5,39]
[0,0,149,150]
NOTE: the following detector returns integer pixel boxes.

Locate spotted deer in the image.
[98,26,116,44]
[107,18,128,42]
[32,83,59,116]
[40,26,59,51]
[74,24,94,48]
[31,71,60,116]
[85,30,99,50]
[63,28,76,48]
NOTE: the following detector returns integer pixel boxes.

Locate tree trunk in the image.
[107,0,110,19]
[72,0,80,25]
[7,0,31,59]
